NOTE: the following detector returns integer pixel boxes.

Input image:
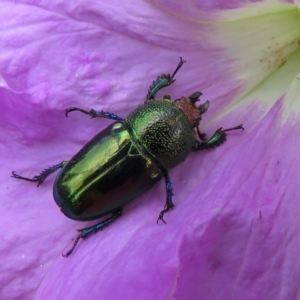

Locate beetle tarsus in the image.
[146,57,186,101]
[223,124,244,132]
[65,107,123,121]
[157,203,175,224]
[156,168,175,224]
[193,124,244,151]
[62,209,123,257]
[65,107,91,118]
[62,234,81,258]
[11,161,67,187]
[170,57,186,80]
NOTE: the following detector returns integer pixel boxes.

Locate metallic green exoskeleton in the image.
[12,58,243,256]
[54,121,164,221]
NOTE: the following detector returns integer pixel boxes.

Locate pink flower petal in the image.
[1,1,300,300]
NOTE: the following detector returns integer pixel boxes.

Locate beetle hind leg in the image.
[11,161,67,187]
[157,168,174,224]
[63,208,123,257]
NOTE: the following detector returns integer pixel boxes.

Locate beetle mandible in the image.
[12,58,244,256]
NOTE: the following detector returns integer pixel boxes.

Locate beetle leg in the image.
[157,168,174,224]
[65,107,123,121]
[62,208,123,257]
[193,124,244,151]
[11,161,67,187]
[146,57,186,101]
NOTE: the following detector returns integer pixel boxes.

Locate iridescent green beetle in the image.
[12,58,243,256]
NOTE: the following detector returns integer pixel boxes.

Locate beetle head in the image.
[174,92,210,128]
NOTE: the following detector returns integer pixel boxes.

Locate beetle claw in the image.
[157,214,167,224]
[222,124,244,133]
[157,203,175,224]
[62,233,82,258]
[65,107,91,118]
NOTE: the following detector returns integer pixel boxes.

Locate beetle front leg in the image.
[157,168,174,224]
[11,161,67,187]
[193,124,244,151]
[63,208,123,257]
[146,57,186,101]
[66,107,123,121]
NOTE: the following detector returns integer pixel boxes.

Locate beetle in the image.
[12,58,243,256]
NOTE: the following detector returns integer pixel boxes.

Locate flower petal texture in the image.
[1,1,300,300]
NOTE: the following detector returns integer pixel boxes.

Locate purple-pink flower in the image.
[1,1,300,299]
